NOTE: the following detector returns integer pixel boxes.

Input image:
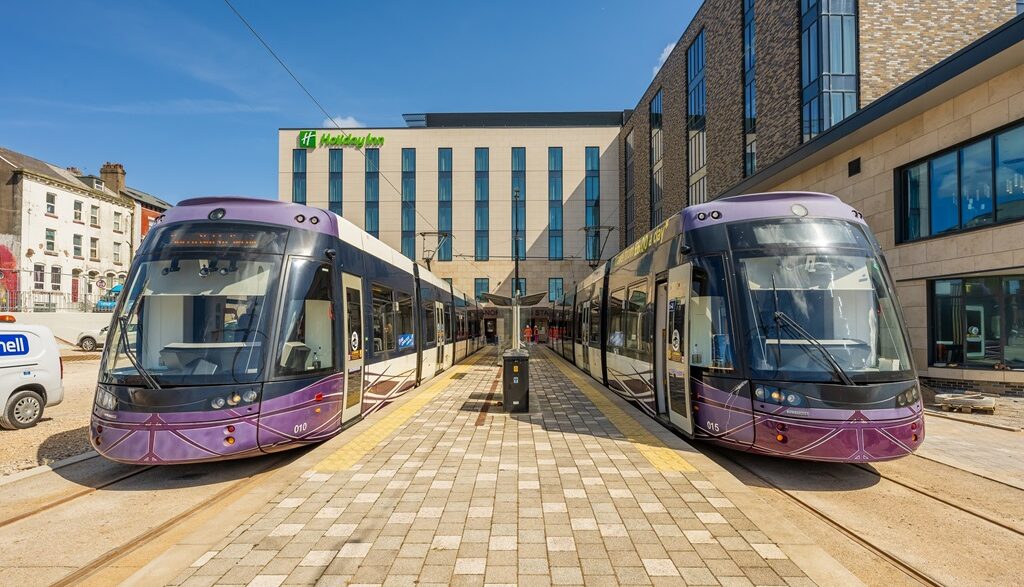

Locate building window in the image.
[743,0,757,176]
[90,205,100,226]
[50,266,61,291]
[328,148,342,215]
[45,228,56,252]
[548,278,564,302]
[687,31,708,205]
[73,234,83,257]
[74,200,83,222]
[511,147,526,260]
[512,278,526,297]
[585,146,601,261]
[1019,1,1024,14]
[33,264,44,290]
[114,211,123,232]
[292,148,307,204]
[548,147,563,260]
[624,130,636,244]
[113,242,122,264]
[650,89,664,227]
[401,148,416,260]
[897,121,1024,243]
[438,148,453,262]
[475,277,489,301]
[931,277,1024,370]
[475,148,489,261]
[46,192,56,215]
[365,148,380,237]
[801,0,858,142]
[90,237,99,260]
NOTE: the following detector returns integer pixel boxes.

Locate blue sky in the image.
[1,1,698,203]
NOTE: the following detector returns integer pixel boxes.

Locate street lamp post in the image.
[513,187,521,351]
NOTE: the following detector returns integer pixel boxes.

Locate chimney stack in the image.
[100,162,126,195]
[66,166,82,176]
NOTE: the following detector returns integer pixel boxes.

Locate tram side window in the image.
[396,292,415,351]
[371,284,396,353]
[423,304,436,345]
[689,257,735,370]
[608,289,625,350]
[345,286,362,359]
[625,283,648,356]
[277,261,335,375]
[444,305,453,341]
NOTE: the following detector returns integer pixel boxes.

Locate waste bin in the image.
[502,349,529,413]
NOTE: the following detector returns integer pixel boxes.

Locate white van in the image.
[0,318,63,429]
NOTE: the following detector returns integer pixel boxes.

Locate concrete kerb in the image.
[0,450,99,488]
[539,345,862,586]
[120,356,493,587]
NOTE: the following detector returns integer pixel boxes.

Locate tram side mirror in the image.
[325,248,337,260]
[679,243,692,256]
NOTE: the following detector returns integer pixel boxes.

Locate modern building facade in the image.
[726,15,1024,395]
[278,114,622,314]
[619,0,1018,248]
[279,3,1024,395]
[0,148,169,312]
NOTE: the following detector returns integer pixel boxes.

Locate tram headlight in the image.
[242,389,259,403]
[211,397,226,409]
[784,393,804,407]
[95,388,117,410]
[227,393,242,407]
[754,386,765,400]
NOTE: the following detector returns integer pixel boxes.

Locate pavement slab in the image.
[156,346,849,586]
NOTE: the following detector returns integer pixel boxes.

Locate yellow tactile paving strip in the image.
[545,348,697,473]
[313,350,491,472]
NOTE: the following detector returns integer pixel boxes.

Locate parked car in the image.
[0,316,63,429]
[94,284,123,312]
[76,325,108,352]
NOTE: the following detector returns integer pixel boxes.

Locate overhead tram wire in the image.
[225,0,618,285]
[222,0,441,237]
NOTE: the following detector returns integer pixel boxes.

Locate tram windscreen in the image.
[102,225,287,386]
[733,222,913,384]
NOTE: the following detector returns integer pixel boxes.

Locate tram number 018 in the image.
[294,422,308,435]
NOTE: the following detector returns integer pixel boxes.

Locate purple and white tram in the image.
[550,192,924,462]
[91,197,483,464]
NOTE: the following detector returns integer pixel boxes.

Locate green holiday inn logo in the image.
[297,130,385,149]
[298,130,317,148]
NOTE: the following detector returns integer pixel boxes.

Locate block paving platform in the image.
[171,346,819,586]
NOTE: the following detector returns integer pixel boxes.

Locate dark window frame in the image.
[895,117,1024,245]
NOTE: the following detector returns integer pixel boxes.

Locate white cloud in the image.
[323,115,365,128]
[653,42,676,78]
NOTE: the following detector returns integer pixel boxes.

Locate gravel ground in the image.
[0,359,99,477]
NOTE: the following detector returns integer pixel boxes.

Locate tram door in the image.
[341,274,364,424]
[654,280,669,415]
[666,264,694,435]
[435,301,446,375]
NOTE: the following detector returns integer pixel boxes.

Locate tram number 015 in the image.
[705,421,720,433]
[294,422,308,435]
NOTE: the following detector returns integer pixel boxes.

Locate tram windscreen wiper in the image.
[117,293,161,390]
[770,275,855,387]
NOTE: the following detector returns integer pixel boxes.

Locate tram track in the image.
[853,458,1024,538]
[0,464,157,530]
[712,449,945,586]
[48,452,291,587]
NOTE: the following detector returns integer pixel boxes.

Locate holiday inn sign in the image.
[298,130,385,149]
